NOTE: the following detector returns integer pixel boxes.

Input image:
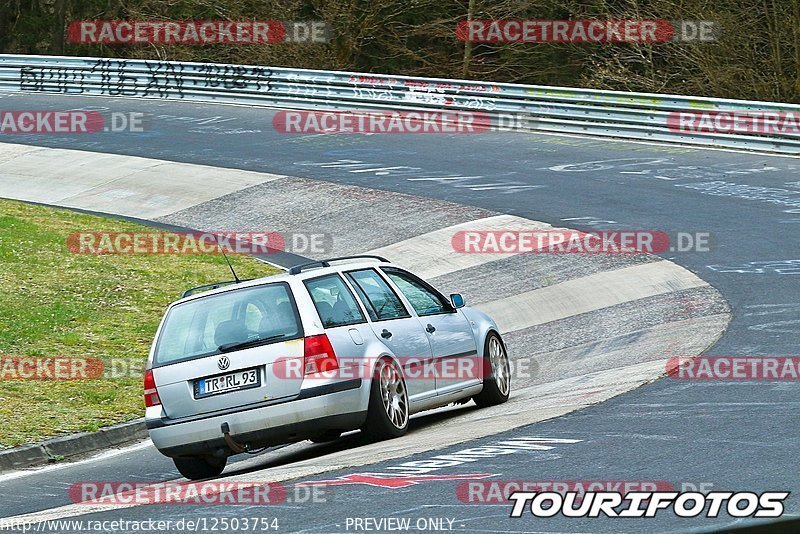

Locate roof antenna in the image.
[212,232,240,283]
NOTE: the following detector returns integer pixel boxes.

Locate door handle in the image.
[426,324,436,333]
[381,329,392,339]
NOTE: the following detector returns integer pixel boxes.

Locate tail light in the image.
[304,334,339,375]
[144,369,161,407]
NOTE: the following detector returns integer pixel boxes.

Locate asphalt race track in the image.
[0,92,799,532]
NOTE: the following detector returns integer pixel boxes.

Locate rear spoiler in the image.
[181,279,253,298]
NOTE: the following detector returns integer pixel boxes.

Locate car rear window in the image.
[153,283,301,366]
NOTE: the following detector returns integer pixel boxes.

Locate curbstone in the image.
[101,418,147,446]
[0,444,50,472]
[0,418,147,473]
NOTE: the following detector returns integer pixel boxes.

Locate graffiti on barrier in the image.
[19,59,273,98]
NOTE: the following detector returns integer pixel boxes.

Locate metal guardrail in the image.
[1,54,799,154]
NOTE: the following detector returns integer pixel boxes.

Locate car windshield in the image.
[153,283,301,366]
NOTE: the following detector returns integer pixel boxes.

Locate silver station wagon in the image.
[145,256,510,480]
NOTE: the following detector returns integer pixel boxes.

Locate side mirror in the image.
[450,293,465,309]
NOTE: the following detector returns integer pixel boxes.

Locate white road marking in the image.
[0,143,285,219]
[478,261,708,333]
[367,214,551,279]
[349,166,411,173]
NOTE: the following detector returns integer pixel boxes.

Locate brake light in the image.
[144,369,161,407]
[303,334,339,375]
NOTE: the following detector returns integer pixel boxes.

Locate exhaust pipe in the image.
[221,422,247,453]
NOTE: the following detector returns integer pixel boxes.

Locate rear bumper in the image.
[148,379,367,457]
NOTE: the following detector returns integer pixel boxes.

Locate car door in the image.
[344,268,437,404]
[302,272,374,380]
[381,267,480,395]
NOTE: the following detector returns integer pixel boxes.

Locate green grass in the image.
[0,199,279,448]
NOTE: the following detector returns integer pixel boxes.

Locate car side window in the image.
[382,268,451,316]
[345,269,410,321]
[304,274,365,328]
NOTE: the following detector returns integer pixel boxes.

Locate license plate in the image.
[195,367,260,398]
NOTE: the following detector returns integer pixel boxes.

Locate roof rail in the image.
[288,255,390,275]
[181,279,253,298]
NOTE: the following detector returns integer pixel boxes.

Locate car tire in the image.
[310,430,342,443]
[173,456,227,480]
[473,332,511,407]
[360,357,409,441]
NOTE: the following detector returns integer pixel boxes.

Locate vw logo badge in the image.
[218,356,230,371]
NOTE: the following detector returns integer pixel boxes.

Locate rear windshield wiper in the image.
[218,334,287,353]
